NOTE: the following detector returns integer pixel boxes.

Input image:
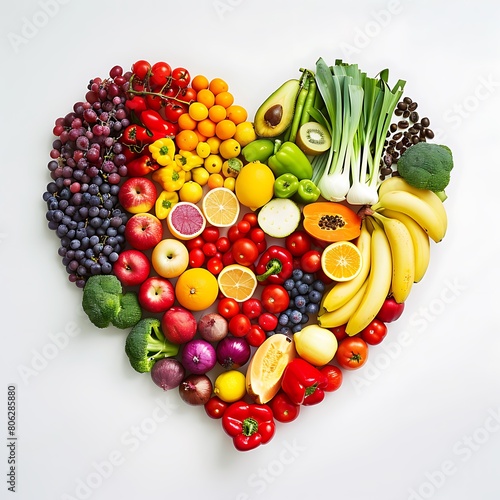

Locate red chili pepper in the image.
[281,358,329,406]
[255,245,294,285]
[140,109,177,138]
[222,401,275,451]
[125,95,148,112]
[126,154,159,177]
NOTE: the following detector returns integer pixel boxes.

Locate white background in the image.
[1,1,499,499]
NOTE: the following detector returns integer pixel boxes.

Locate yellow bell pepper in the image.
[152,166,186,192]
[155,190,179,219]
[149,137,176,167]
[175,150,204,171]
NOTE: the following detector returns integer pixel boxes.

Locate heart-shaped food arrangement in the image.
[42,58,453,451]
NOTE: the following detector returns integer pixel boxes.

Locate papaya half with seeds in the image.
[302,202,362,242]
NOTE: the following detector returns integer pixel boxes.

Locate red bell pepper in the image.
[255,245,293,285]
[281,358,329,406]
[121,124,153,146]
[222,401,275,451]
[126,154,159,177]
[140,109,177,138]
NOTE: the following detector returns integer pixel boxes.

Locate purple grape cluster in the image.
[42,65,133,288]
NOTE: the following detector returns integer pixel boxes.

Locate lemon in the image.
[179,181,203,203]
[235,161,275,211]
[214,370,247,403]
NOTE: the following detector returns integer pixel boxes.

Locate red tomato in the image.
[229,314,252,337]
[268,390,300,423]
[300,249,322,273]
[178,87,197,103]
[131,59,151,80]
[249,227,266,244]
[204,396,228,419]
[145,93,163,111]
[202,242,218,257]
[237,220,251,234]
[360,319,388,345]
[242,212,258,227]
[336,337,369,370]
[172,67,191,88]
[221,250,235,267]
[285,230,312,257]
[330,325,348,342]
[227,225,243,242]
[376,296,405,323]
[258,312,278,332]
[189,248,205,268]
[202,227,220,242]
[164,103,186,123]
[150,61,172,87]
[320,365,343,392]
[246,324,266,347]
[241,298,263,319]
[217,297,240,319]
[261,284,290,314]
[216,236,230,253]
[186,236,205,251]
[206,257,223,275]
[231,238,259,266]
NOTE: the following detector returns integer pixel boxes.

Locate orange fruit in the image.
[175,129,199,151]
[320,241,362,281]
[209,77,229,95]
[196,89,215,109]
[197,118,216,138]
[191,74,209,92]
[175,268,219,311]
[223,176,235,191]
[177,113,197,131]
[226,105,248,125]
[215,119,237,140]
[194,129,208,143]
[215,91,234,108]
[217,264,257,302]
[202,187,240,227]
[208,104,227,123]
[206,136,221,154]
[189,102,209,121]
[207,173,224,190]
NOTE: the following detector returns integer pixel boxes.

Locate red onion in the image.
[151,358,185,391]
[181,339,217,374]
[216,336,251,369]
[198,312,229,342]
[178,374,213,406]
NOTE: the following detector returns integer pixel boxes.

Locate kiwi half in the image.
[295,121,331,156]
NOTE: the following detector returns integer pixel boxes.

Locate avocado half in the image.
[253,79,300,138]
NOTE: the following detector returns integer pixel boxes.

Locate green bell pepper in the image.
[241,139,275,163]
[294,179,321,205]
[267,140,313,180]
[274,173,299,199]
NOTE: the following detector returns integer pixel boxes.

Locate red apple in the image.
[151,238,189,278]
[376,296,405,323]
[113,249,151,286]
[138,277,175,313]
[161,306,197,344]
[118,177,157,214]
[124,212,163,251]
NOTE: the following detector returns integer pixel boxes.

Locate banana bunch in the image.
[318,176,448,335]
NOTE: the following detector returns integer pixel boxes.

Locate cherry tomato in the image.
[164,84,179,98]
[320,365,343,392]
[186,236,205,251]
[268,390,300,423]
[150,61,172,87]
[131,59,151,80]
[217,297,240,319]
[206,256,223,275]
[164,103,187,123]
[189,248,205,268]
[221,250,235,267]
[237,220,251,234]
[242,212,258,227]
[172,67,191,88]
[336,337,369,370]
[330,325,348,342]
[145,93,163,111]
[227,225,243,242]
[246,324,266,347]
[229,314,252,337]
[202,242,218,257]
[204,396,228,419]
[202,226,220,243]
[241,298,263,320]
[249,227,266,244]
[360,319,388,345]
[258,312,278,332]
[216,236,230,253]
[231,238,259,266]
[178,87,197,103]
[300,249,322,273]
[285,230,312,257]
[261,284,290,314]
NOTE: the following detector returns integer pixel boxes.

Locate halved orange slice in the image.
[217,264,257,302]
[321,241,362,282]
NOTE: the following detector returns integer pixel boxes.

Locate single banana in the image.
[371,212,415,303]
[318,280,368,328]
[377,176,448,237]
[372,190,446,243]
[381,209,431,283]
[345,221,392,336]
[321,219,371,312]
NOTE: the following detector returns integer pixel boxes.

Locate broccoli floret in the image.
[396,142,453,192]
[82,275,142,330]
[125,318,180,373]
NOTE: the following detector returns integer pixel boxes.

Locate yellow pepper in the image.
[149,138,176,167]
[174,150,204,171]
[155,190,179,219]
[152,166,186,192]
